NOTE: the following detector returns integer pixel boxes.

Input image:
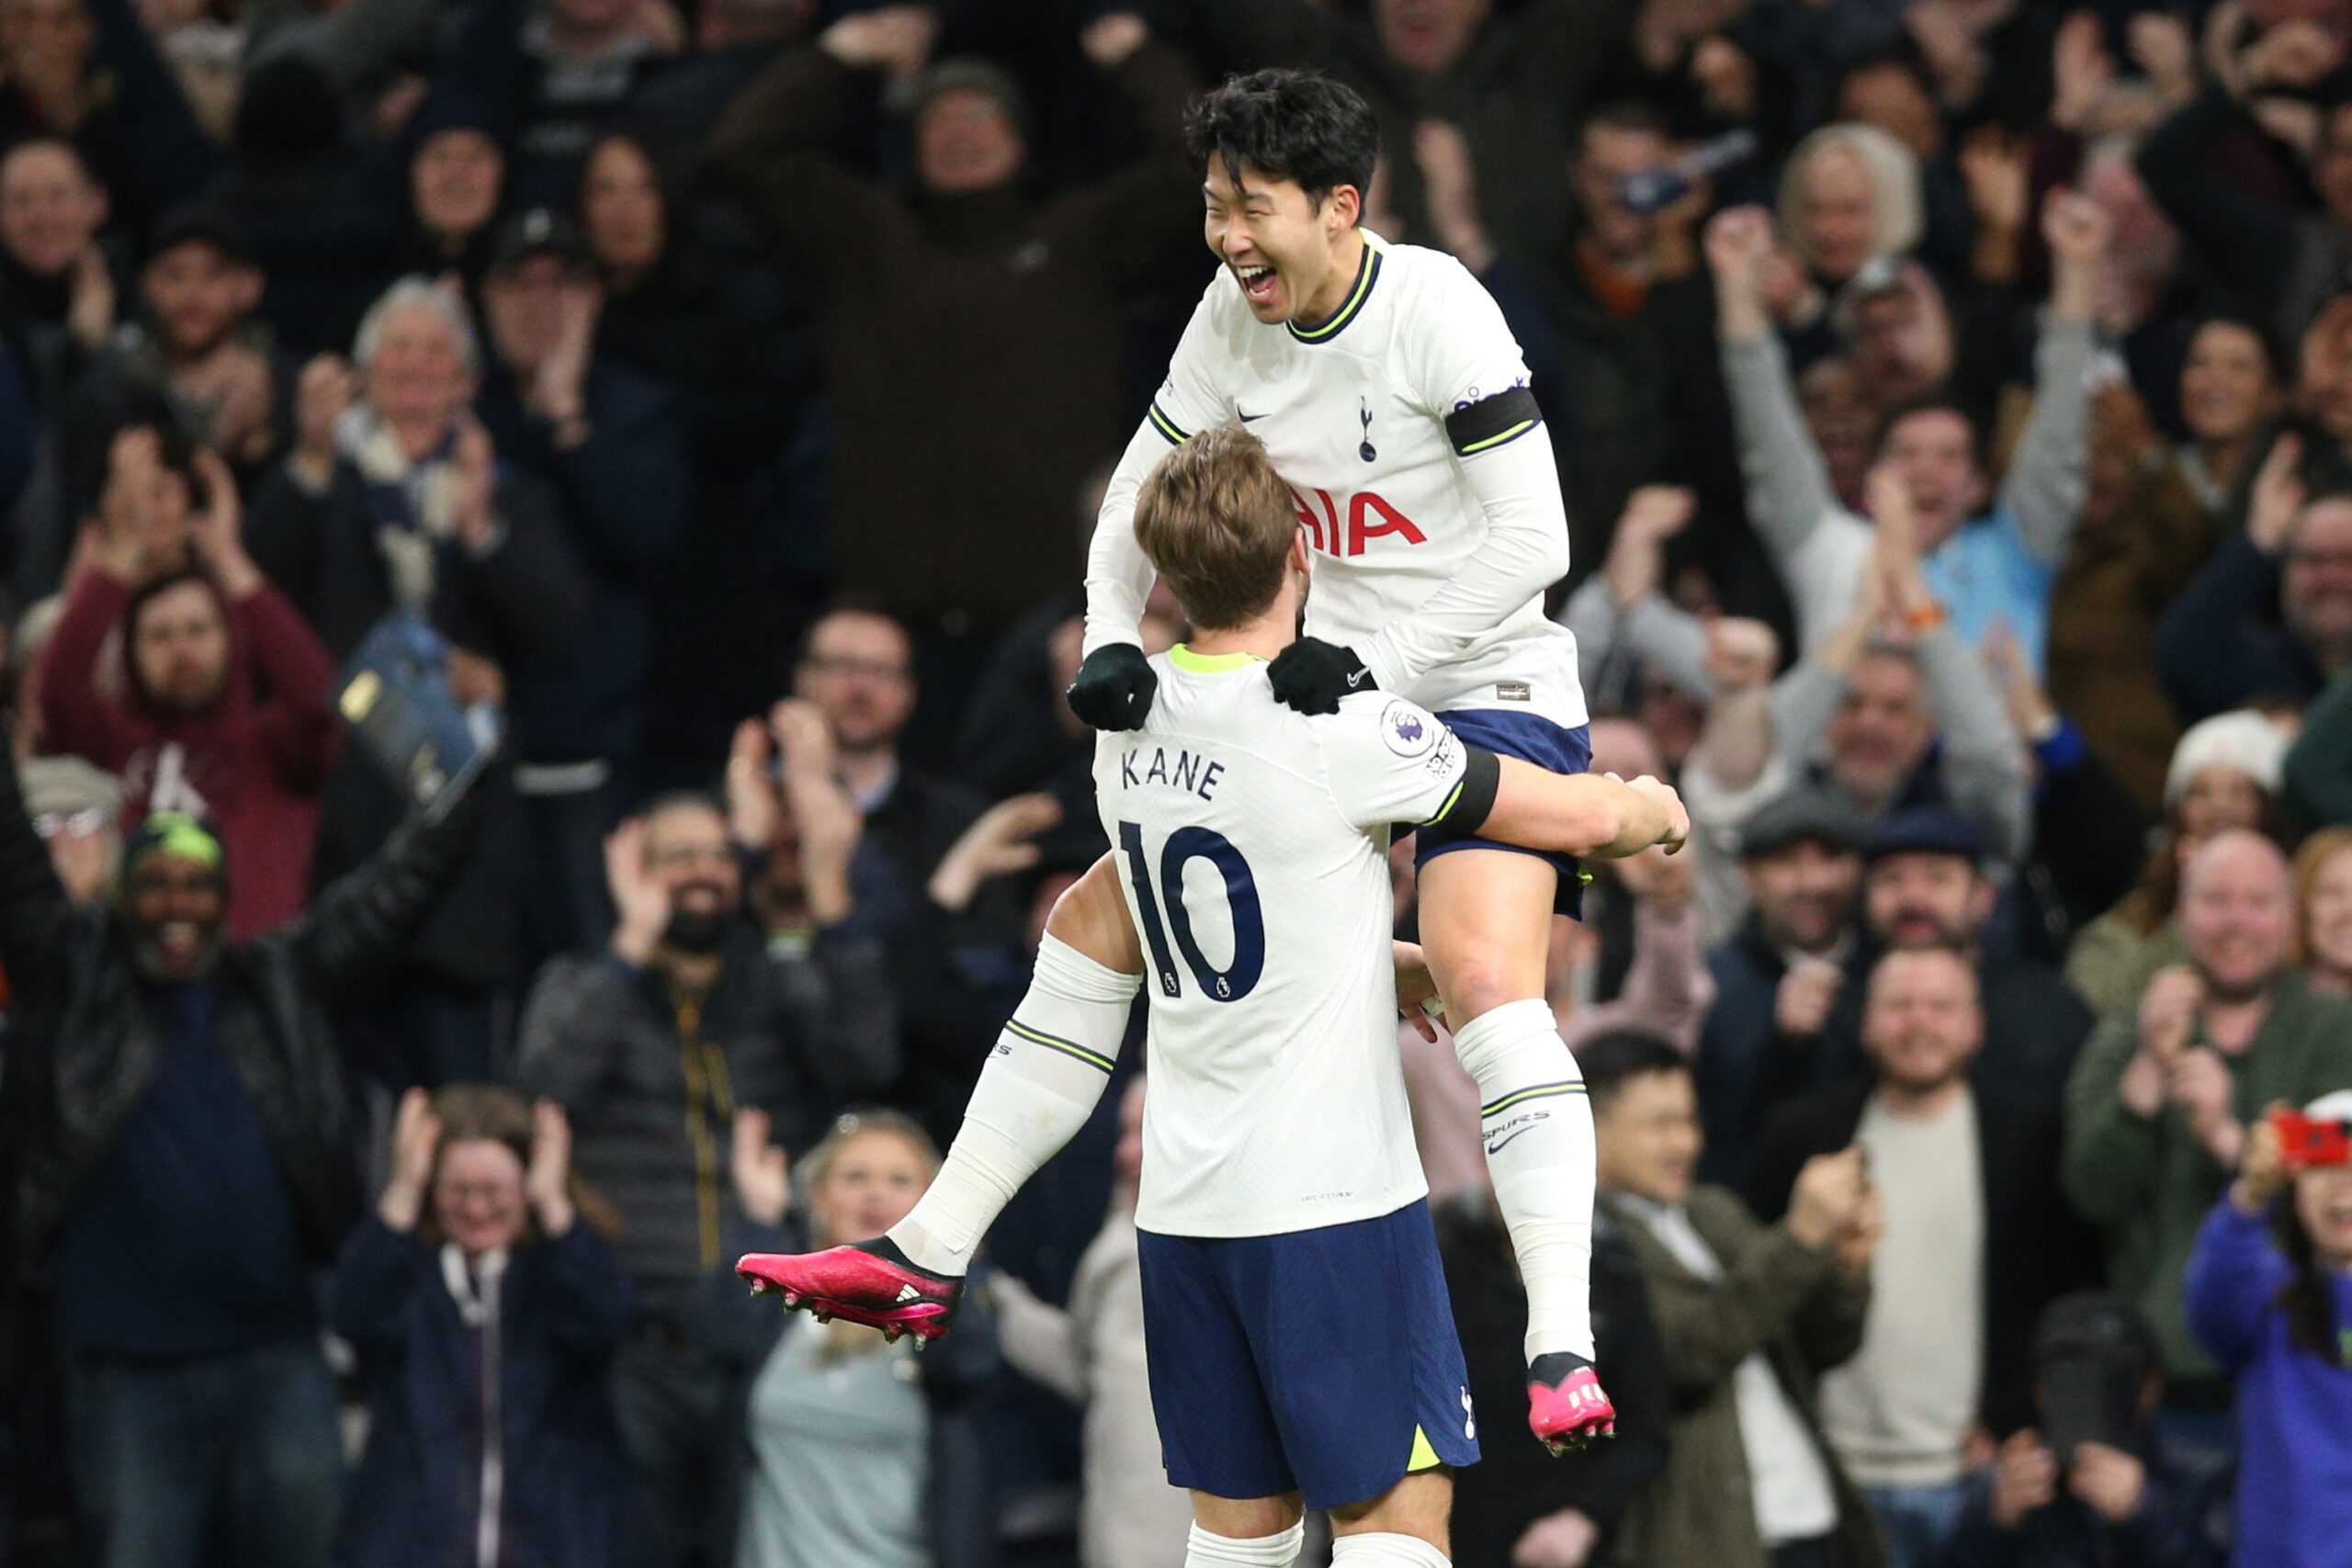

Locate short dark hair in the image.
[1582,98,1672,145]
[2189,311,2286,388]
[1183,69,1379,216]
[1872,391,1984,467]
[1577,1029,1689,1117]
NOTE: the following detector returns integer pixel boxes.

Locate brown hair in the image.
[418,1083,619,1247]
[793,1108,942,1247]
[2292,826,2352,966]
[1132,425,1297,631]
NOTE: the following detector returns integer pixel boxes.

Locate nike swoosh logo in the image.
[1486,1125,1537,1156]
[1346,670,1371,688]
[1238,409,1268,423]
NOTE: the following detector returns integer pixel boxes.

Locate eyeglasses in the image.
[33,807,111,840]
[646,842,737,869]
[799,655,911,683]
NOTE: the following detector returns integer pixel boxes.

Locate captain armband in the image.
[1443,386,1544,457]
[1425,747,1500,833]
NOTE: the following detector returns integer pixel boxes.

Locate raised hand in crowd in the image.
[1705,615,1779,694]
[604,815,672,964]
[1078,11,1148,70]
[628,0,687,56]
[179,337,277,466]
[66,238,112,351]
[1704,205,1777,343]
[2128,11,2199,109]
[288,353,354,491]
[2231,1102,2292,1213]
[2169,1043,2245,1166]
[1775,955,1844,1042]
[530,280,601,446]
[185,448,260,599]
[929,793,1062,913]
[1511,1505,1600,1568]
[1603,485,1696,611]
[1988,1427,2062,1529]
[726,714,786,852]
[1784,1145,1877,1264]
[2120,962,2204,1116]
[771,697,862,925]
[379,1086,446,1234]
[1988,1426,2150,1529]
[1982,619,2057,744]
[2042,186,2113,322]
[1415,119,1494,275]
[83,425,190,583]
[731,1107,792,1227]
[526,1099,579,1237]
[447,415,502,552]
[819,3,938,77]
[2246,432,2306,557]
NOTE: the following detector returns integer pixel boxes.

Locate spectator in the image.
[1777,124,1923,310]
[1557,490,1721,739]
[1587,1030,1886,1568]
[1532,101,1733,572]
[2291,827,2352,996]
[472,207,687,952]
[2183,1092,2352,1568]
[514,788,896,1567]
[2067,709,2290,1020]
[1441,1032,1674,1568]
[783,603,1039,1131]
[0,0,214,235]
[693,1106,999,1568]
[1682,468,2032,883]
[1944,1293,2220,1568]
[18,750,115,901]
[0,721,486,1568]
[2062,830,2352,1473]
[707,8,1195,725]
[0,137,114,450]
[40,426,337,935]
[1836,808,2095,1109]
[396,96,507,293]
[1694,785,1867,1191]
[1748,946,2101,1568]
[63,204,288,503]
[1707,192,2102,665]
[329,1085,648,1568]
[2156,439,2352,724]
[991,1077,1191,1568]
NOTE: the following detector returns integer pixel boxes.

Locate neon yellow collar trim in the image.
[1168,643,1268,672]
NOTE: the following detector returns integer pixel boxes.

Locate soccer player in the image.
[740,426,1686,1568]
[1066,68,1613,1450]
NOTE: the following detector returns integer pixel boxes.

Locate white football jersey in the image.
[1097,233,1587,728]
[1095,646,1479,1239]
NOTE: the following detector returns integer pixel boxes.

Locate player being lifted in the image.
[740,427,1686,1568]
[1071,68,1617,1448]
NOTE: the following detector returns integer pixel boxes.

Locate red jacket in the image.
[40,570,339,936]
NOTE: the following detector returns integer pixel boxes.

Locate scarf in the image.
[441,1243,511,1568]
[339,404,464,612]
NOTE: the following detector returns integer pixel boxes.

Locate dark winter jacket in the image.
[1747,1079,2106,1438]
[329,1216,648,1568]
[1,739,486,1274]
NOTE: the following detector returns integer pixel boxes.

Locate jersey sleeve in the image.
[1402,254,1535,434]
[1083,285,1232,658]
[1317,693,1483,831]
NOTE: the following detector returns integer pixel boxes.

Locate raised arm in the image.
[1995,192,2104,567]
[1706,209,1839,568]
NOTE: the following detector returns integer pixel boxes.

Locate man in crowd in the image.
[1589,1029,1885,1568]
[1695,784,1866,1190]
[473,207,686,952]
[40,424,337,935]
[514,786,898,1568]
[2157,472,2352,723]
[0,715,488,1568]
[707,6,1196,734]
[1749,946,2100,1568]
[2064,829,2352,1430]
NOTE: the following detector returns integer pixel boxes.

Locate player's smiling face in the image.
[1204,158,1358,327]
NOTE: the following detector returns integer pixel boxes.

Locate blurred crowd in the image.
[0,0,2350,1565]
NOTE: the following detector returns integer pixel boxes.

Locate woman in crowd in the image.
[695,1107,998,1568]
[329,1084,645,1568]
[2184,1092,2352,1568]
[2292,828,2352,997]
[2067,708,2292,1016]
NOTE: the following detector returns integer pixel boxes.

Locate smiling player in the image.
[1062,69,1613,1454]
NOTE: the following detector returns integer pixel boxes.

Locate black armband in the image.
[1443,386,1543,457]
[1430,746,1501,833]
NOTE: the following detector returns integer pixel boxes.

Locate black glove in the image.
[1066,642,1159,730]
[1267,637,1374,715]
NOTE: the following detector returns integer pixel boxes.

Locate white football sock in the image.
[1184,1521,1304,1568]
[888,935,1138,1276]
[1330,1531,1451,1567]
[1451,998,1597,1363]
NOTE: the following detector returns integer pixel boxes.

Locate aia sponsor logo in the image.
[1288,486,1426,556]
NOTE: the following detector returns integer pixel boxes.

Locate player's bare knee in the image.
[1330,1469,1451,1549]
[1044,854,1141,975]
[1431,959,1531,1026]
[1192,1490,1306,1540]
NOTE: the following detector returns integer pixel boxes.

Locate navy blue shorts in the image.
[1136,1200,1480,1512]
[1416,708,1592,916]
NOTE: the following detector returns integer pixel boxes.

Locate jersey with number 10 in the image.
[1095,648,1475,1240]
[1093,231,1588,727]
